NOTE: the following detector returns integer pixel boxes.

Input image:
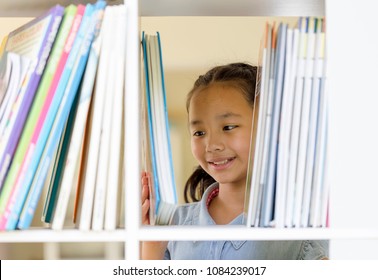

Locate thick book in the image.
[16,2,101,230]
[1,4,78,231]
[0,5,64,225]
[142,32,177,225]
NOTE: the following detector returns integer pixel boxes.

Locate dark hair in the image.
[183,62,258,203]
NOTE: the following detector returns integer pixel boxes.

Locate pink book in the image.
[0,5,86,230]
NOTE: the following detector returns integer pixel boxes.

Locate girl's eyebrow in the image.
[189,119,202,126]
[216,112,242,119]
[190,112,242,126]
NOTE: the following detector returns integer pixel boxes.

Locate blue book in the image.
[16,1,106,230]
[142,32,177,225]
[141,32,161,217]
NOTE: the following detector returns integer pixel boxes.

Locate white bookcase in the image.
[1,0,378,260]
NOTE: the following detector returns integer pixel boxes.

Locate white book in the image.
[261,23,287,227]
[285,18,307,227]
[91,6,116,231]
[104,5,126,230]
[246,36,267,227]
[256,23,276,227]
[274,26,294,228]
[296,18,315,227]
[310,31,328,227]
[251,23,272,227]
[74,5,110,231]
[302,18,323,227]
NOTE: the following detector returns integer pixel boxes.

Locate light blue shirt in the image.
[165,183,329,260]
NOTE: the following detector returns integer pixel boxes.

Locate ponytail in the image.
[184,165,215,203]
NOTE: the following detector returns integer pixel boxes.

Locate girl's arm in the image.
[140,171,168,260]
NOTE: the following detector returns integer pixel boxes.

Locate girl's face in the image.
[188,83,253,189]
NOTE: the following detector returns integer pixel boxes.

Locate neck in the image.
[208,182,246,225]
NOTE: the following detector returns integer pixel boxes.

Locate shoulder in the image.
[170,202,201,225]
[298,240,329,260]
[170,182,219,226]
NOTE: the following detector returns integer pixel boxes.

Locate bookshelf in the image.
[0,0,378,260]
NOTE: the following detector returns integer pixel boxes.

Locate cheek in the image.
[191,139,204,161]
[234,132,252,156]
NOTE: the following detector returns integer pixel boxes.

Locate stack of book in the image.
[0,0,126,231]
[245,17,329,228]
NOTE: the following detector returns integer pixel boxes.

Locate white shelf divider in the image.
[124,0,141,260]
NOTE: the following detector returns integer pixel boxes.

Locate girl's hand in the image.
[141,171,151,225]
[141,171,168,260]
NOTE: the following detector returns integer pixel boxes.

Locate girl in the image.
[141,62,328,260]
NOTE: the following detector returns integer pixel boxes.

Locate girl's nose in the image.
[205,133,225,152]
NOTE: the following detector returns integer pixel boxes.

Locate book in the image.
[260,23,287,227]
[293,17,316,228]
[0,5,64,226]
[284,17,307,227]
[273,25,296,228]
[104,5,126,230]
[48,2,105,229]
[17,2,104,230]
[74,3,112,231]
[247,23,273,227]
[91,6,117,231]
[301,18,322,227]
[309,21,328,227]
[142,32,177,225]
[2,4,78,231]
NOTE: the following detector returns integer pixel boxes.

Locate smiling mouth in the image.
[209,157,235,166]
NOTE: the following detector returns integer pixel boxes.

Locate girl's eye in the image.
[223,125,237,131]
[193,131,205,137]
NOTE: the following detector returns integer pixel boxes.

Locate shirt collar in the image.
[197,182,246,227]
